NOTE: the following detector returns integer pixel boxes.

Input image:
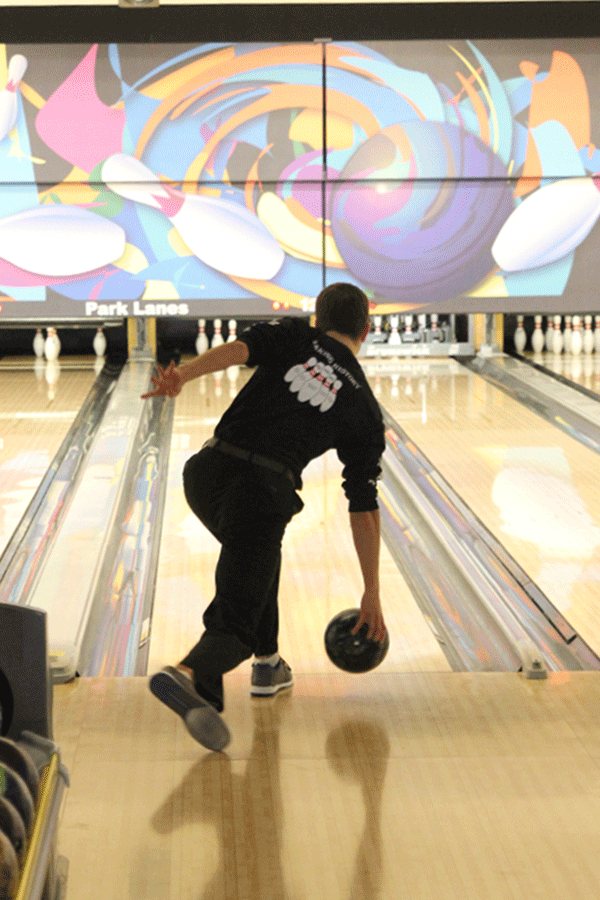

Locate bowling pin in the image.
[318,377,342,412]
[594,316,600,355]
[564,315,573,353]
[583,315,594,354]
[93,327,106,357]
[492,175,600,272]
[373,316,382,341]
[101,153,284,281]
[404,316,414,340]
[552,316,563,354]
[514,316,526,353]
[44,327,58,361]
[571,315,582,355]
[531,315,545,354]
[227,319,237,343]
[544,316,554,351]
[0,54,27,143]
[33,328,45,358]
[388,314,401,346]
[195,319,209,355]
[0,205,125,277]
[286,357,317,393]
[211,319,224,348]
[308,364,333,408]
[298,362,324,403]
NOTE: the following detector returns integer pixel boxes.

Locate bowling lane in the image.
[0,357,98,554]
[366,357,600,658]
[0,357,99,557]
[148,361,451,678]
[525,350,600,394]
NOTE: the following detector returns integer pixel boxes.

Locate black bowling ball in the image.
[324,608,389,673]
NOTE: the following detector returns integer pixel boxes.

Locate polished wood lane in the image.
[371,357,600,658]
[53,670,600,900]
[0,357,99,556]
[147,361,450,678]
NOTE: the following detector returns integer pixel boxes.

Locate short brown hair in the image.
[315,282,370,340]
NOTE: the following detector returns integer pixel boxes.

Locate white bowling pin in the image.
[319,378,342,412]
[101,153,284,281]
[552,316,563,354]
[564,315,573,353]
[33,328,45,358]
[93,327,106,357]
[404,315,413,338]
[531,315,545,354]
[492,176,600,272]
[298,362,324,402]
[195,319,209,354]
[388,314,401,345]
[44,327,58,361]
[211,319,224,348]
[571,315,582,355]
[0,54,27,143]
[583,314,594,354]
[514,315,526,353]
[544,317,554,351]
[286,358,317,393]
[308,365,331,408]
[594,316,600,354]
[227,319,237,343]
[0,205,125,276]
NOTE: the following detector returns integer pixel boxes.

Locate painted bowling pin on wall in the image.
[0,205,126,277]
[492,176,600,272]
[101,153,284,281]
[0,54,27,143]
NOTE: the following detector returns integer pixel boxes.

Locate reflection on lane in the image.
[366,358,600,658]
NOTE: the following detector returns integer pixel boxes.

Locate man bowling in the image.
[142,283,387,751]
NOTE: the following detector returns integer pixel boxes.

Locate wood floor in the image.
[5,354,600,900]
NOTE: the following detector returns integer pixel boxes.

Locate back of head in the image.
[315,282,370,340]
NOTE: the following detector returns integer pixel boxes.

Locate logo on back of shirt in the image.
[284,357,343,412]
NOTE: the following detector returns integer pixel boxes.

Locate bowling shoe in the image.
[149,667,230,751]
[250,658,293,696]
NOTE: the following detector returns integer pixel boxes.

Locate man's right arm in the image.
[141,340,250,398]
[349,508,386,643]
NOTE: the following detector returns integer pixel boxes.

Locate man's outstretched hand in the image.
[141,361,183,399]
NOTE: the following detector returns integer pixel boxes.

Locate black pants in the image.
[180,443,303,712]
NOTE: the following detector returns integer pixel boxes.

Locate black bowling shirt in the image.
[214,318,385,512]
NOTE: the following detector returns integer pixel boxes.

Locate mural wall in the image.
[0,39,599,320]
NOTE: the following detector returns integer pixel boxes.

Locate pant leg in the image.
[181,445,301,710]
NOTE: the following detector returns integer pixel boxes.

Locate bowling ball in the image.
[324,609,389,673]
[0,766,34,837]
[329,120,514,306]
[0,741,38,804]
[0,830,18,900]
[0,798,26,866]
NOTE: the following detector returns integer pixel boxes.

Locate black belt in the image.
[204,437,296,486]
